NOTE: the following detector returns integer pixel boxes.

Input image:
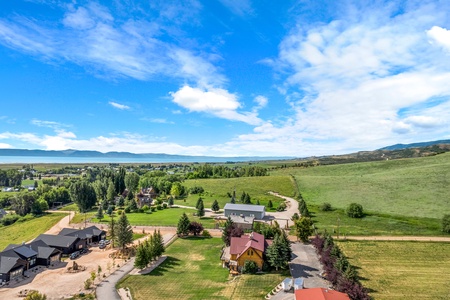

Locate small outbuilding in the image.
[282,278,293,291]
[224,203,266,220]
[294,277,304,290]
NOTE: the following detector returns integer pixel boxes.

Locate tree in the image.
[241,191,246,202]
[242,260,258,274]
[109,215,116,248]
[267,200,273,209]
[96,206,104,221]
[11,192,36,216]
[134,243,148,269]
[189,221,204,236]
[347,203,364,218]
[168,196,174,206]
[222,217,243,246]
[443,214,450,233]
[230,197,236,204]
[211,199,220,212]
[197,199,205,217]
[114,211,133,251]
[152,230,165,258]
[69,181,97,213]
[291,212,300,221]
[170,182,182,199]
[31,198,49,215]
[256,199,260,205]
[117,196,125,207]
[266,233,288,271]
[243,193,251,204]
[321,202,332,211]
[24,290,47,300]
[106,181,116,202]
[125,172,140,192]
[295,217,314,242]
[177,213,190,236]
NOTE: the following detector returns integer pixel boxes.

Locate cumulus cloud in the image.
[108,101,130,110]
[31,119,70,129]
[170,85,262,125]
[427,26,450,51]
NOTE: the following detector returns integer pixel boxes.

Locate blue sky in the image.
[1,0,450,157]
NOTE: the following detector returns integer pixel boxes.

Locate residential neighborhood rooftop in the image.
[223,203,265,212]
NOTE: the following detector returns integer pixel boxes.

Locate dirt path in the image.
[340,236,450,242]
[267,192,299,227]
[43,211,75,235]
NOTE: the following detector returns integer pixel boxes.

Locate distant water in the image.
[0,156,263,164]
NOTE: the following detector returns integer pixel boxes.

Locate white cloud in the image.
[170,85,262,125]
[0,143,12,149]
[219,0,254,17]
[108,101,130,110]
[253,95,268,111]
[31,119,69,129]
[141,118,174,124]
[427,26,450,51]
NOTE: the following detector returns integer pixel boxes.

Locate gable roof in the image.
[10,245,37,259]
[34,234,79,248]
[0,249,27,274]
[224,203,265,213]
[59,226,105,240]
[295,288,351,300]
[28,240,61,259]
[230,232,268,257]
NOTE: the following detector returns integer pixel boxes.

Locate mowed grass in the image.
[0,213,66,250]
[308,205,443,236]
[274,153,450,219]
[337,241,450,300]
[118,237,287,300]
[90,207,217,228]
[181,175,295,209]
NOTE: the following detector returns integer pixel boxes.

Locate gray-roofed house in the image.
[27,240,62,266]
[34,234,85,254]
[224,203,266,220]
[229,215,255,230]
[59,225,106,244]
[0,249,27,284]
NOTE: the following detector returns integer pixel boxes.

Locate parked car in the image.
[99,243,106,249]
[70,251,80,260]
[80,248,88,255]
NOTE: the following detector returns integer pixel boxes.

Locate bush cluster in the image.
[311,234,370,300]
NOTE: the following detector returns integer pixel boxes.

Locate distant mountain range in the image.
[0,148,289,162]
[378,139,450,151]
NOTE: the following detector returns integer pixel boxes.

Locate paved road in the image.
[95,233,176,300]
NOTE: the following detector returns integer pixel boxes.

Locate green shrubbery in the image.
[242,260,258,274]
[346,203,364,218]
[443,214,450,233]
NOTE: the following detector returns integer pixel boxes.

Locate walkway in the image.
[95,233,176,300]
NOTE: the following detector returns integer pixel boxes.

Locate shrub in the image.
[142,205,149,211]
[1,214,20,226]
[116,210,123,215]
[151,206,157,212]
[137,208,144,213]
[162,203,167,209]
[156,204,162,210]
[443,214,450,234]
[242,260,258,274]
[202,229,212,238]
[124,206,131,213]
[320,202,332,211]
[276,202,287,212]
[346,203,364,218]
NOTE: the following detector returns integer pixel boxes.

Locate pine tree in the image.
[134,243,148,269]
[168,196,174,206]
[177,213,190,236]
[211,199,220,212]
[96,206,104,221]
[107,181,116,202]
[109,216,116,248]
[197,199,205,217]
[115,211,133,251]
[222,217,234,246]
[153,230,165,258]
[279,230,292,263]
[267,200,273,209]
[294,217,313,242]
[243,193,251,204]
[256,199,260,205]
[266,233,287,271]
[241,191,246,202]
[145,237,155,262]
[230,197,236,204]
[196,197,203,209]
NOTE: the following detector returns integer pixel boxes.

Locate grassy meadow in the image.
[273,153,450,219]
[181,175,295,209]
[0,213,66,250]
[118,237,287,300]
[338,241,450,300]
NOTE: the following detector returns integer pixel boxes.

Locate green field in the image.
[181,175,295,209]
[118,237,287,300]
[338,241,450,300]
[90,207,217,228]
[0,213,66,250]
[308,205,443,236]
[274,153,450,219]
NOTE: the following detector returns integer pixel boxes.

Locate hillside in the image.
[273,152,450,219]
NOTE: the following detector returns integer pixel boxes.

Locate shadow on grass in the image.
[143,257,181,277]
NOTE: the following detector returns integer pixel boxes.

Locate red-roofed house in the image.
[295,288,350,300]
[221,232,271,273]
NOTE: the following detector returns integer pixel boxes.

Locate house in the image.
[221,232,271,272]
[295,288,351,300]
[26,240,62,266]
[0,249,27,284]
[136,187,157,208]
[229,215,254,230]
[34,234,85,254]
[58,225,106,244]
[224,203,266,220]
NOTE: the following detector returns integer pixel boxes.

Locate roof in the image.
[230,215,254,224]
[34,234,79,248]
[230,232,268,257]
[0,249,26,274]
[59,226,105,240]
[28,240,61,259]
[10,245,37,259]
[295,288,351,300]
[224,203,265,213]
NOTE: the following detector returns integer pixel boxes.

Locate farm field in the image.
[118,237,287,300]
[338,241,450,300]
[181,175,295,209]
[0,213,66,250]
[274,152,450,219]
[308,205,443,236]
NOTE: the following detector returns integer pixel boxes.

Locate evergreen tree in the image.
[117,196,125,207]
[107,181,116,202]
[266,233,288,270]
[243,193,251,204]
[129,198,138,211]
[197,199,205,217]
[267,200,273,209]
[230,197,236,204]
[279,230,292,263]
[211,199,220,212]
[294,217,314,242]
[115,211,133,251]
[168,196,174,206]
[256,199,260,205]
[241,191,246,202]
[109,216,116,248]
[96,206,104,221]
[177,213,190,236]
[126,190,134,201]
[134,243,148,269]
[196,197,203,209]
[222,217,234,245]
[152,230,165,258]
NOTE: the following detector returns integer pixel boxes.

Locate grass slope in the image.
[181,175,295,209]
[0,213,66,250]
[118,237,286,300]
[338,241,450,300]
[274,153,450,219]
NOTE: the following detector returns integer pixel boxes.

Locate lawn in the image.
[118,237,287,300]
[307,205,443,236]
[274,153,450,219]
[91,207,218,228]
[0,213,66,250]
[181,175,295,209]
[337,241,450,300]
